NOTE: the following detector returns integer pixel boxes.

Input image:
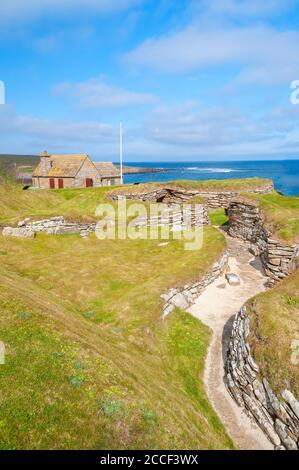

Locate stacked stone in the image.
[3,217,96,238]
[161,252,228,318]
[226,306,299,450]
[196,191,238,209]
[108,188,197,203]
[227,200,299,284]
[130,205,209,229]
[107,182,274,208]
[264,239,299,283]
[2,226,35,238]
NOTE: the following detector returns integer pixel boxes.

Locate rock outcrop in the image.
[226,306,299,449]
[227,199,299,284]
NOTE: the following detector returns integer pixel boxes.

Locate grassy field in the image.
[242,191,299,242]
[246,269,299,398]
[0,154,38,172]
[0,183,234,450]
[0,184,120,224]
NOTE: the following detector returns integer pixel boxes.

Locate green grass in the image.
[241,191,299,242]
[170,178,272,191]
[0,184,112,224]
[0,164,15,185]
[209,209,229,226]
[109,178,272,196]
[0,183,234,450]
[246,269,299,398]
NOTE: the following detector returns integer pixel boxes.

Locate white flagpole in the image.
[119,121,123,184]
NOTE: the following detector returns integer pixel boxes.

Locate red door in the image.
[86,178,93,187]
[58,178,64,189]
[49,178,55,189]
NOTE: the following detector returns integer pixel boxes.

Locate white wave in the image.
[186,167,241,173]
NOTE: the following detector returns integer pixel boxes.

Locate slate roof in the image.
[33,154,120,179]
[94,162,120,178]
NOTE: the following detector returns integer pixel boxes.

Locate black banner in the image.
[0,450,296,468]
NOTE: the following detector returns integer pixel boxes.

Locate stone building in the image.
[32,151,121,189]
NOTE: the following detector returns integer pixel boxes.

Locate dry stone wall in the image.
[107,182,273,209]
[161,251,228,318]
[2,217,95,238]
[227,199,299,284]
[226,306,299,449]
[2,206,209,240]
[130,204,209,229]
[2,226,35,238]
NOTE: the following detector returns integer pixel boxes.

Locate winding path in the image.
[188,234,273,450]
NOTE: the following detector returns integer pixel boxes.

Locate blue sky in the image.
[1,0,299,161]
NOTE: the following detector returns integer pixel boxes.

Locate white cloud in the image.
[1,99,299,160]
[0,105,115,152]
[146,102,272,147]
[54,78,157,108]
[197,0,295,19]
[0,0,141,25]
[125,25,299,86]
[137,100,299,157]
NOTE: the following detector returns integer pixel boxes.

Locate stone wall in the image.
[161,251,228,318]
[227,199,299,284]
[226,306,299,449]
[2,206,209,241]
[199,184,273,209]
[2,226,35,238]
[130,204,209,229]
[74,158,102,188]
[2,217,95,238]
[107,182,274,209]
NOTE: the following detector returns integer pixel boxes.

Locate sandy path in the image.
[188,235,273,450]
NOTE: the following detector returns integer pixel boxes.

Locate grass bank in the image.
[0,184,233,449]
[246,269,299,398]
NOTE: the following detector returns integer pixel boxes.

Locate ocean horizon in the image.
[122,160,299,196]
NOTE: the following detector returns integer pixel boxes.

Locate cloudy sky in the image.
[1,0,299,161]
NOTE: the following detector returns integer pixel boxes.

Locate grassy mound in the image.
[246,269,299,398]
[0,184,233,450]
[108,178,272,197]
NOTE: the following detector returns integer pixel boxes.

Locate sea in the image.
[122,160,299,196]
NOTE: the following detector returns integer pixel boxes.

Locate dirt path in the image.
[188,235,273,450]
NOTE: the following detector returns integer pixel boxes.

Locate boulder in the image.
[226,273,241,286]
[170,292,189,310]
